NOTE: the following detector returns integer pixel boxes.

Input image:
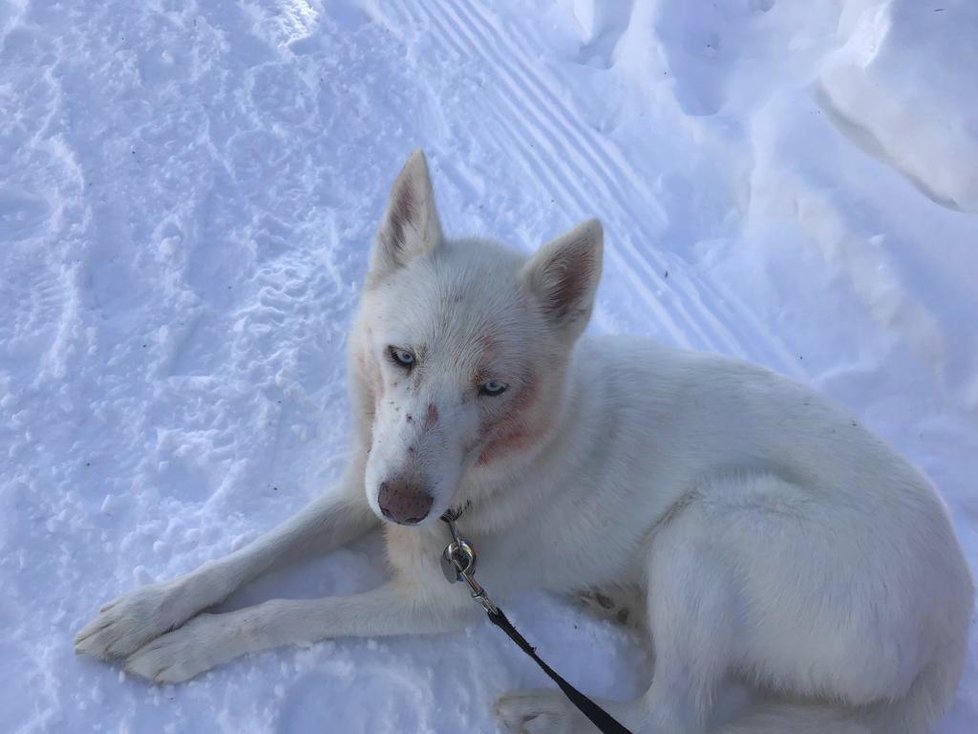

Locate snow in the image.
[1,0,976,731]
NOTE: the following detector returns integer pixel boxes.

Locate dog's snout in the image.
[377,479,434,525]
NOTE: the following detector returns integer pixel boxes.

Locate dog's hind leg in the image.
[499,498,736,734]
[75,465,378,662]
[123,578,476,683]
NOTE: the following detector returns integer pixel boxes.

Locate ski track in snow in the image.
[1,0,977,732]
[392,0,796,371]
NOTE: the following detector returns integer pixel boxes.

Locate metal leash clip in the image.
[441,537,477,582]
[440,510,498,615]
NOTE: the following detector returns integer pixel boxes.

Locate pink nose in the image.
[377,479,434,525]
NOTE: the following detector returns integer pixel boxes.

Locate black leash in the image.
[440,512,633,734]
[486,607,632,733]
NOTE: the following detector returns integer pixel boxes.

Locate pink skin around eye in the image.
[477,375,540,466]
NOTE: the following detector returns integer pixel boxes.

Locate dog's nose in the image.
[377,479,434,525]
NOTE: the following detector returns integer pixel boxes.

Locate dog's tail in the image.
[718,643,967,734]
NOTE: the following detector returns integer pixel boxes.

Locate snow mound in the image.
[818,0,978,212]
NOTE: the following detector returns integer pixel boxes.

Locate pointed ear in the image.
[370,149,443,281]
[520,219,603,338]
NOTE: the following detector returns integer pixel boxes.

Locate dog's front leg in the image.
[75,467,378,661]
[124,580,475,683]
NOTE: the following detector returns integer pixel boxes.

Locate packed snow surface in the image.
[2,0,977,731]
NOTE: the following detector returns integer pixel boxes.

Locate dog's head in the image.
[352,150,602,526]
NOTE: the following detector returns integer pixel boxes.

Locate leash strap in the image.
[439,510,632,734]
[485,606,633,734]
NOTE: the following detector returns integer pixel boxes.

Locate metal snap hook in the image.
[441,538,477,582]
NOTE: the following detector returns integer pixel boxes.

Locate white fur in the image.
[75,150,973,734]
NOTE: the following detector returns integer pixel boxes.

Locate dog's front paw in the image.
[496,689,590,734]
[75,584,177,660]
[125,613,227,683]
[74,577,216,661]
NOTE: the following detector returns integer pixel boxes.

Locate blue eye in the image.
[480,380,508,396]
[389,347,415,368]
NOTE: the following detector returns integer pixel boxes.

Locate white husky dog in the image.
[76,151,972,734]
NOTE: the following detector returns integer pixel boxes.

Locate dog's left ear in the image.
[520,219,603,339]
[370,149,443,281]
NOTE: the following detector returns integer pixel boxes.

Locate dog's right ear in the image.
[369,149,443,282]
[521,218,603,341]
